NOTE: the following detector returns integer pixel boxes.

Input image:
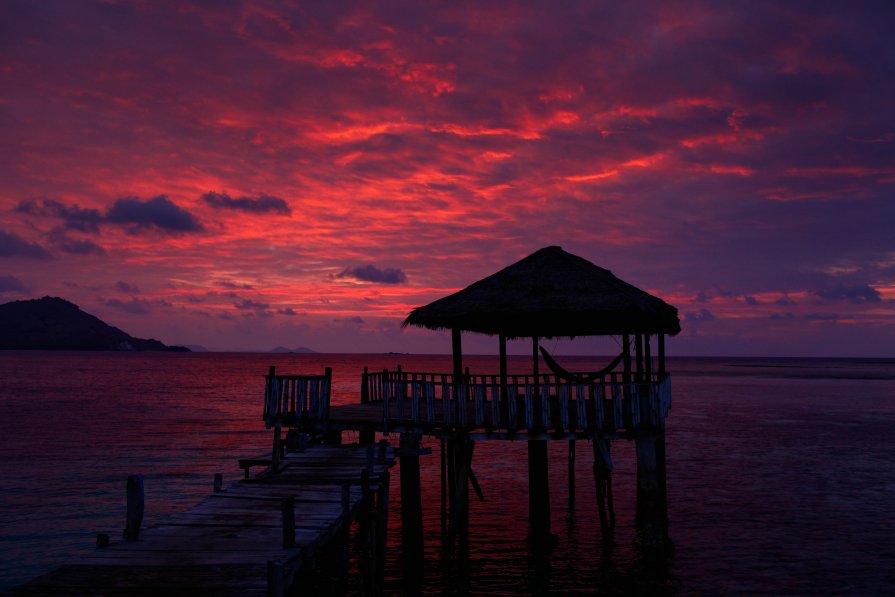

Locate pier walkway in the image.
[10,443,395,596]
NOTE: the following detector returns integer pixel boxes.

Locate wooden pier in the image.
[10,443,395,596]
[11,247,681,594]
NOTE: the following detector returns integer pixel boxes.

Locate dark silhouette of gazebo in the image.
[403,246,680,548]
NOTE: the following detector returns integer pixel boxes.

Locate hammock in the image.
[538,346,624,384]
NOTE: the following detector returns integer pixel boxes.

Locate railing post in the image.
[362,366,369,404]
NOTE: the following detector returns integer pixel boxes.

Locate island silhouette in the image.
[0,296,189,351]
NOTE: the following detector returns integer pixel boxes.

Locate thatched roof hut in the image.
[403,246,681,338]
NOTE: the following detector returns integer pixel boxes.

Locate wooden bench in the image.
[238,458,272,479]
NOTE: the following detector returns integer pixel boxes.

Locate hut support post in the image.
[400,432,424,569]
[635,433,668,552]
[592,441,609,537]
[527,439,551,544]
[528,335,552,546]
[658,334,666,379]
[568,439,576,510]
[440,437,447,538]
[448,436,473,549]
[499,334,508,403]
[635,333,644,381]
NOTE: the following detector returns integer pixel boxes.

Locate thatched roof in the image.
[403,246,681,338]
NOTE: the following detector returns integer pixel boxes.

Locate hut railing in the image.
[366,368,670,434]
[264,367,332,431]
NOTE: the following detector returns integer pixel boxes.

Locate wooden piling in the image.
[440,437,448,538]
[281,496,296,548]
[448,436,473,549]
[635,433,667,551]
[399,432,424,563]
[123,474,143,541]
[527,439,551,543]
[592,441,609,536]
[568,439,576,510]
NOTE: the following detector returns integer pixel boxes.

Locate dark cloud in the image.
[804,313,840,321]
[15,199,103,233]
[338,264,407,284]
[115,281,140,293]
[0,230,50,259]
[15,197,202,236]
[744,296,760,305]
[234,299,273,317]
[0,275,26,292]
[202,192,291,215]
[103,298,170,315]
[278,307,298,316]
[775,296,797,306]
[685,308,716,323]
[49,230,105,255]
[816,285,881,304]
[106,196,203,233]
[769,313,795,321]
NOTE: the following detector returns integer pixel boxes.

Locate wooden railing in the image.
[263,366,332,430]
[362,368,671,434]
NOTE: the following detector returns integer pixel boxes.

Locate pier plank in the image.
[12,444,395,595]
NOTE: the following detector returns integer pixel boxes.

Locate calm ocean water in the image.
[1,352,894,594]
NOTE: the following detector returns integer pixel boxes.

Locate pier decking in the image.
[10,444,395,596]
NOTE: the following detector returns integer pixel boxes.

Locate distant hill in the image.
[0,296,190,352]
[270,346,318,353]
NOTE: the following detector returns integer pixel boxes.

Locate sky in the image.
[1,1,894,356]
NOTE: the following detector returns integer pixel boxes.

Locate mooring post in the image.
[281,497,295,548]
[123,474,144,541]
[527,439,551,544]
[213,473,223,492]
[400,432,424,566]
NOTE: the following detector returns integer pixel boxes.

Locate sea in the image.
[1,352,894,595]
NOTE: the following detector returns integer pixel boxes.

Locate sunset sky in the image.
[2,1,893,356]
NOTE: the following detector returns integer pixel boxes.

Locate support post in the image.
[452,328,463,428]
[271,425,282,474]
[568,439,576,510]
[400,432,424,568]
[281,497,295,548]
[213,473,223,492]
[123,474,144,541]
[440,437,448,538]
[448,436,473,549]
[635,434,667,552]
[658,334,666,379]
[527,439,551,544]
[634,334,644,382]
[499,334,508,404]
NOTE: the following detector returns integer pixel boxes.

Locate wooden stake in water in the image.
[123,474,144,541]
